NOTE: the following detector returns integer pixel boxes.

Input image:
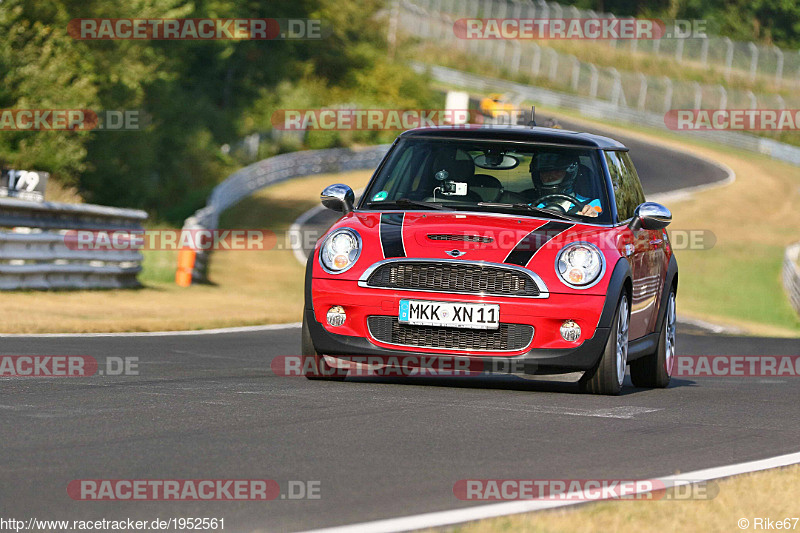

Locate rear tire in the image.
[301,314,346,381]
[580,293,629,395]
[630,288,676,388]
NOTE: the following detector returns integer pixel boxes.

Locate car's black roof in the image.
[399,125,628,150]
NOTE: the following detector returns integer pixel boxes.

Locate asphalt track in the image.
[2,117,798,532]
[1,329,799,532]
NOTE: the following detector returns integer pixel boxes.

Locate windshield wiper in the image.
[365,198,454,211]
[475,202,578,222]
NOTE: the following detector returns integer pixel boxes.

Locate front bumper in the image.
[305,308,609,374]
[304,256,633,375]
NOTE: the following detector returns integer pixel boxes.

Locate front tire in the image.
[630,288,676,388]
[301,314,346,381]
[580,293,629,395]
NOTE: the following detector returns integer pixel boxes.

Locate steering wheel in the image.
[535,193,588,214]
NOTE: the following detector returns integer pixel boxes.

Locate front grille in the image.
[367,316,534,351]
[427,234,494,243]
[365,261,540,297]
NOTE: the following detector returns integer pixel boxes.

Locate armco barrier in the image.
[783,242,800,315]
[414,63,800,167]
[182,145,391,283]
[0,197,148,290]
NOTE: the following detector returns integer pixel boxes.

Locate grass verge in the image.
[437,464,800,533]
[0,170,373,333]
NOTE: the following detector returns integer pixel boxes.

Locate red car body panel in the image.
[310,211,673,356]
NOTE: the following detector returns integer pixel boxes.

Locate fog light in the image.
[327,306,346,327]
[560,320,581,342]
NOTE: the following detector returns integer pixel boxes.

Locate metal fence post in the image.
[662,76,673,113]
[538,0,548,21]
[724,37,733,80]
[775,46,784,87]
[497,0,507,20]
[570,56,580,92]
[693,82,702,109]
[609,68,622,107]
[511,40,521,72]
[511,0,522,20]
[546,48,559,81]
[420,0,431,39]
[700,38,709,66]
[530,42,541,77]
[496,39,507,68]
[608,14,618,49]
[748,42,759,82]
[637,73,648,111]
[717,85,727,110]
[589,64,598,99]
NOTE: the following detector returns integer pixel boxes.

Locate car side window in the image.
[605,150,645,222]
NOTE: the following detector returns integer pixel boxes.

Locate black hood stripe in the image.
[380,213,406,258]
[504,221,574,266]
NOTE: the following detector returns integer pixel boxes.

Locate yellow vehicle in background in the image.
[479,93,516,118]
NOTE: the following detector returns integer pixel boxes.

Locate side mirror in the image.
[321,184,355,215]
[630,202,672,230]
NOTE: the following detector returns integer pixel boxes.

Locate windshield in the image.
[361,138,612,223]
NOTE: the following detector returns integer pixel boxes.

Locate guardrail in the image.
[182,145,391,283]
[0,197,148,290]
[415,63,800,167]
[783,242,800,315]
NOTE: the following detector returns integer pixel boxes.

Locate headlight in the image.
[320,228,361,273]
[555,242,604,288]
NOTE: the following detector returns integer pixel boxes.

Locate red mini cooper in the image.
[302,125,677,395]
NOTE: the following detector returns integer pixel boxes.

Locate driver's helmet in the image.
[530,152,580,197]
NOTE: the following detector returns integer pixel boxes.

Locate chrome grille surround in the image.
[358,259,549,298]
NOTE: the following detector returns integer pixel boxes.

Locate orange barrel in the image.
[175,248,197,287]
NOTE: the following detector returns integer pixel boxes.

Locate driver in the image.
[531,153,602,217]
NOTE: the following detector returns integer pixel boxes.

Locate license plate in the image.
[398,300,499,330]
